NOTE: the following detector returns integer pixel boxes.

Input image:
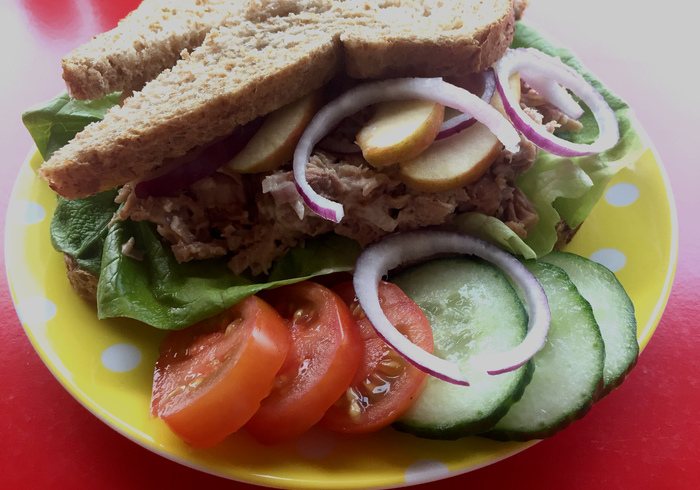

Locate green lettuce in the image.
[50,189,120,276]
[97,220,360,329]
[22,92,121,160]
[514,23,646,251]
[25,22,645,330]
[454,23,645,256]
[450,212,538,259]
[516,153,594,256]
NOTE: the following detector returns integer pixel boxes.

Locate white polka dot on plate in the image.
[605,182,639,207]
[294,425,337,459]
[101,343,142,372]
[405,459,450,485]
[590,248,627,272]
[9,200,46,225]
[16,296,57,325]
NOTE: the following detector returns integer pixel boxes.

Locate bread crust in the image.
[64,254,98,303]
[44,22,343,198]
[62,0,238,100]
[342,1,515,79]
[39,0,516,200]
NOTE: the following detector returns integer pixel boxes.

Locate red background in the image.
[1,1,698,489]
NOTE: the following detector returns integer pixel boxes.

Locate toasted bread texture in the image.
[39,0,516,200]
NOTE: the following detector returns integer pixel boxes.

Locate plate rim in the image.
[5,133,679,488]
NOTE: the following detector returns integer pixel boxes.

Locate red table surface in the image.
[1,1,697,489]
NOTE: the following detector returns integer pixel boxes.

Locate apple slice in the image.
[356,100,445,167]
[398,74,521,192]
[222,90,323,174]
[398,122,503,192]
[492,72,521,117]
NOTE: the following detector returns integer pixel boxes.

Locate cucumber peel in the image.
[538,251,638,399]
[484,260,605,441]
[391,258,533,439]
[386,250,637,442]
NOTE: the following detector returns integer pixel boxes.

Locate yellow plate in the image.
[5,143,677,489]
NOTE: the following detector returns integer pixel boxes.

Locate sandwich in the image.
[24,0,644,331]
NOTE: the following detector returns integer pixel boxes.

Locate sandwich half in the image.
[24,0,644,329]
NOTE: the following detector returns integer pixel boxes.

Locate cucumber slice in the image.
[538,251,638,399]
[485,261,605,441]
[391,257,532,439]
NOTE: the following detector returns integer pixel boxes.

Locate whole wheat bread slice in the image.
[39,0,516,199]
[62,0,240,100]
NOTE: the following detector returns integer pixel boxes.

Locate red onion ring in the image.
[293,78,521,222]
[134,118,263,198]
[435,68,497,140]
[353,231,551,386]
[519,69,584,120]
[495,48,619,157]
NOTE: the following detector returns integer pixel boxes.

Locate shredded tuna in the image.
[112,77,581,276]
[520,83,584,134]
[458,136,539,239]
[117,171,252,263]
[121,236,144,261]
[116,142,539,276]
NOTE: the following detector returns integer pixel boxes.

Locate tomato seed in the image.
[348,399,363,421]
[379,358,404,377]
[165,385,187,401]
[292,308,308,323]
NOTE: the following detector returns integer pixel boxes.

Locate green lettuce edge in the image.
[22,92,121,160]
[456,22,646,257]
[96,220,361,329]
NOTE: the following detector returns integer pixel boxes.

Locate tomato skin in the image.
[150,295,290,448]
[245,281,363,445]
[320,281,433,434]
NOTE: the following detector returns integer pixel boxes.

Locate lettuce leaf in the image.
[49,190,120,276]
[454,23,646,256]
[517,153,594,256]
[97,219,361,329]
[450,212,538,259]
[22,92,121,160]
[513,22,646,241]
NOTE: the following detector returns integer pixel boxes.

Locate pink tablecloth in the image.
[1,1,697,488]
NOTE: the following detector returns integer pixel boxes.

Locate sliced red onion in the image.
[495,48,619,157]
[134,118,263,199]
[353,231,551,386]
[519,69,584,120]
[293,78,521,222]
[435,68,497,140]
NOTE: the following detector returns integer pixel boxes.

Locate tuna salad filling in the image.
[114,81,570,276]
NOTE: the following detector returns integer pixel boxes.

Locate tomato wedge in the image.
[150,295,290,448]
[320,281,433,434]
[245,281,362,445]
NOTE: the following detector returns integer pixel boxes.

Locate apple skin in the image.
[221,90,323,175]
[356,100,445,167]
[398,122,503,192]
[398,74,521,192]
